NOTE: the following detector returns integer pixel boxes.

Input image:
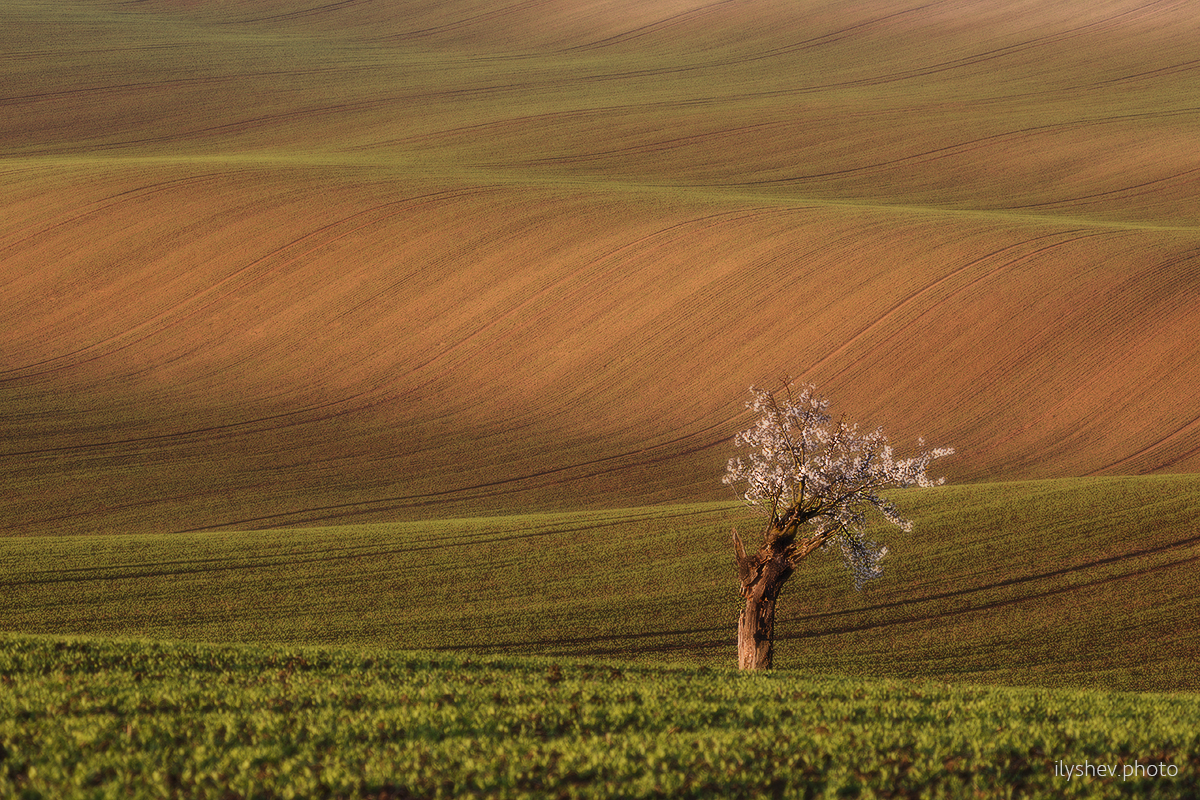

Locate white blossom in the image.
[725,384,953,587]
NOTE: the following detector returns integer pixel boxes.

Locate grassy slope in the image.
[3,475,1199,693]
[3,0,1200,535]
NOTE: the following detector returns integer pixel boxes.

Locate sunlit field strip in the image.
[4,161,1200,535]
[3,476,1199,692]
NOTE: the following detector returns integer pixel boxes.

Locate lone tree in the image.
[724,383,953,670]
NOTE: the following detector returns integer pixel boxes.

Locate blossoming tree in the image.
[724,383,954,670]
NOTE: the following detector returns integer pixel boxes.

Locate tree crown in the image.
[723,384,953,587]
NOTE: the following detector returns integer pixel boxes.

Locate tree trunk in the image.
[733,525,831,670]
[738,584,782,670]
[733,528,793,670]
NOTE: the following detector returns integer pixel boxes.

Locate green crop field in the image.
[4,0,1200,797]
[4,635,1200,799]
[4,476,1200,794]
[4,476,1200,692]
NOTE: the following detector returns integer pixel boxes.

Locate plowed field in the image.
[4,0,1199,536]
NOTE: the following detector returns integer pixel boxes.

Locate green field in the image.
[4,476,1200,794]
[4,476,1199,692]
[4,635,1199,799]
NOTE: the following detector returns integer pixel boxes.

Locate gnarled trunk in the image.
[733,529,793,670]
[733,525,827,670]
[737,576,785,670]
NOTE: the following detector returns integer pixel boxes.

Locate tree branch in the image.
[785,529,833,567]
[732,528,753,588]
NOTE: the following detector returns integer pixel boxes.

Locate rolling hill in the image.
[2,475,1199,691]
[4,0,1199,537]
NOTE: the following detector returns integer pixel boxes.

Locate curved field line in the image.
[0,389,380,460]
[0,172,228,263]
[1005,164,1200,211]
[596,0,1192,99]
[0,184,492,382]
[799,528,1200,627]
[810,0,1186,91]
[354,202,825,451]
[91,98,406,152]
[1085,57,1200,87]
[1087,414,1200,476]
[557,0,739,52]
[736,108,1200,187]
[980,243,1200,458]
[1,506,730,587]
[0,69,348,106]
[797,229,1095,383]
[785,546,1200,643]
[175,420,736,532]
[750,1,943,58]
[364,0,559,42]
[825,228,1127,391]
[496,119,793,168]
[230,0,378,24]
[371,203,806,393]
